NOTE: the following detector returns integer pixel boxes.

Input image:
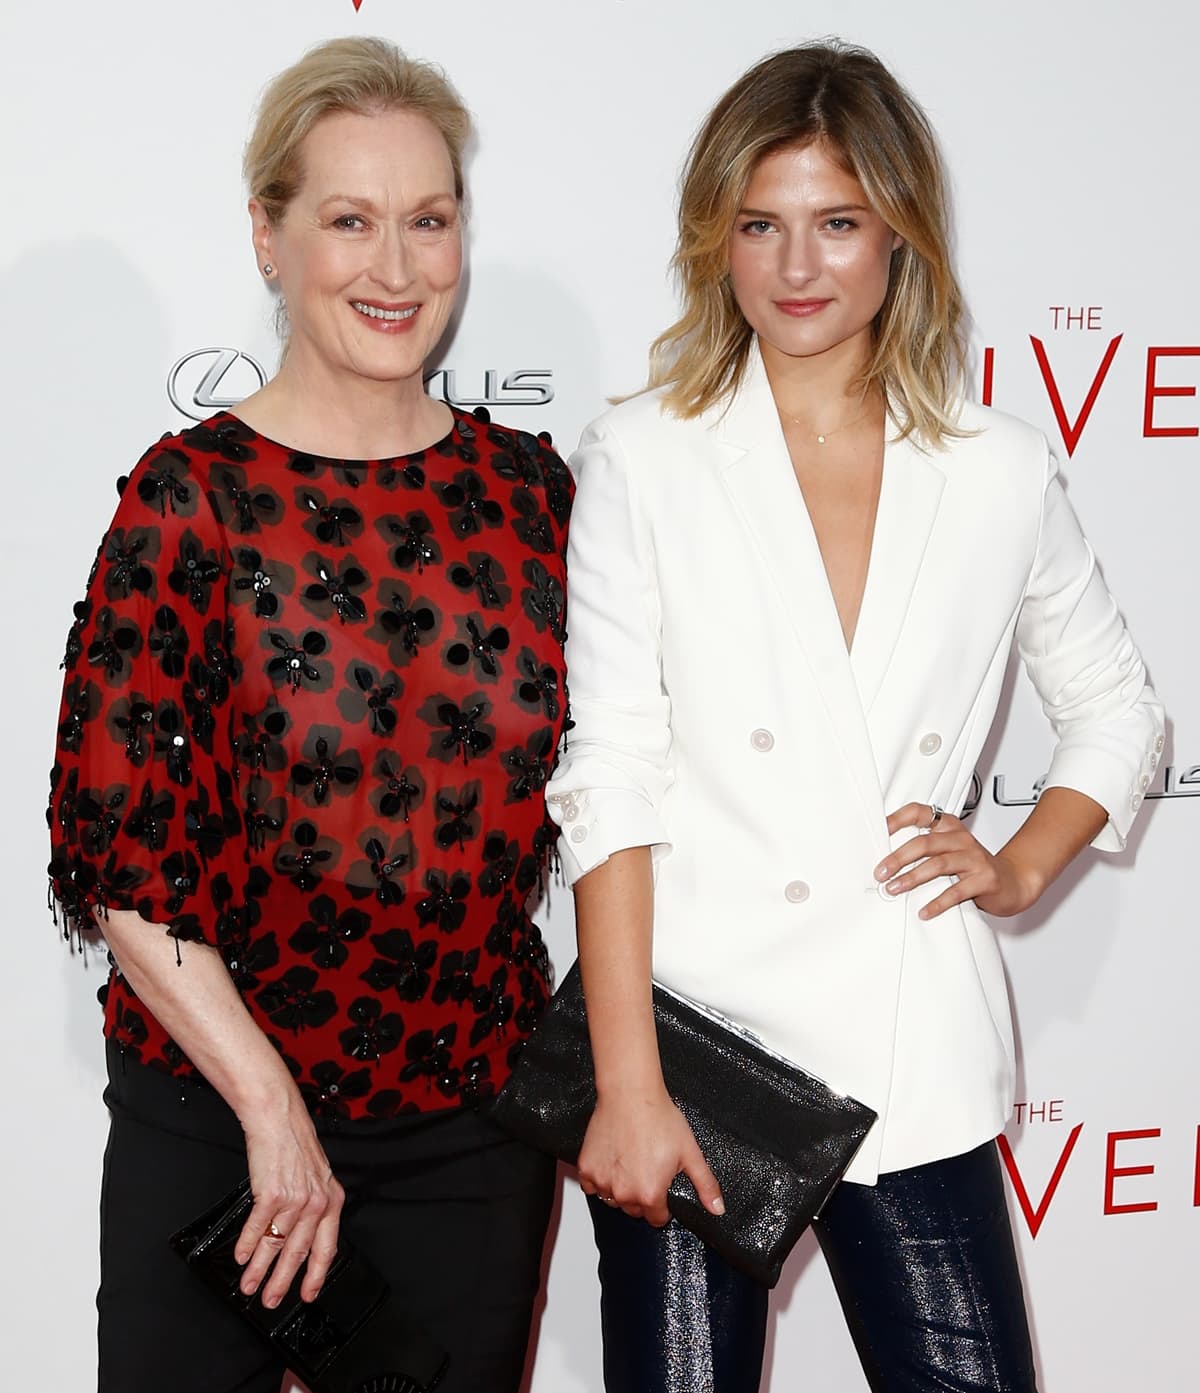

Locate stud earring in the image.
[262,263,274,277]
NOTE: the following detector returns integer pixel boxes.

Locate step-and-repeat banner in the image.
[4,2,1195,1388]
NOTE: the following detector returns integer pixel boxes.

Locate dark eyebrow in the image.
[736,202,873,219]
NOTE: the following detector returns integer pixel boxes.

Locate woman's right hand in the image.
[234,1096,345,1308]
[578,1086,724,1227]
[92,913,346,1307]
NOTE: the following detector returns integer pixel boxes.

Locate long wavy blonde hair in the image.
[649,42,969,444]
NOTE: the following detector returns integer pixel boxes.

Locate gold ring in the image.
[266,1222,286,1240]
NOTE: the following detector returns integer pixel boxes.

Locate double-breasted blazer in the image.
[545,345,1163,1184]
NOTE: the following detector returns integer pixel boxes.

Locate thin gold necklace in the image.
[779,397,876,445]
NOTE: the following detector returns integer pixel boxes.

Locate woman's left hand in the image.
[876,803,1043,920]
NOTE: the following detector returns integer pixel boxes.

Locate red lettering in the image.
[1048,306,1101,330]
[1143,347,1200,438]
[982,347,995,407]
[997,1122,1083,1238]
[1103,1129,1160,1215]
[1192,1125,1200,1208]
[1030,334,1122,457]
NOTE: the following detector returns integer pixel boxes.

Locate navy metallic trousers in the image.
[587,1141,1038,1393]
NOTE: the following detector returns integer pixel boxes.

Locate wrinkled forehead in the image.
[291,106,457,204]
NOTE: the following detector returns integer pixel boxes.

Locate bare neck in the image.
[759,333,879,432]
[234,349,452,459]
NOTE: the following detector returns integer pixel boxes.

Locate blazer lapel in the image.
[712,349,887,837]
[850,432,947,714]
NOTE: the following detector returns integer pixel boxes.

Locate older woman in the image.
[548,40,1162,1393]
[47,36,570,1393]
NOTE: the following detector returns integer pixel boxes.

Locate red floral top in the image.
[47,408,572,1117]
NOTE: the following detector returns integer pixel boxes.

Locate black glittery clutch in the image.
[170,1178,448,1393]
[492,961,876,1288]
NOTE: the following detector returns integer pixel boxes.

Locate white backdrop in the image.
[2,2,1196,1388]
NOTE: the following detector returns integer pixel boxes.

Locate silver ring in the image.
[926,804,944,828]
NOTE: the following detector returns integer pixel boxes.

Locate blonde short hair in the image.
[244,36,471,223]
[649,41,970,445]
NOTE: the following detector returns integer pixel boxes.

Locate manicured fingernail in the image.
[874,864,888,880]
[712,1196,725,1215]
[264,1294,279,1309]
[886,881,901,895]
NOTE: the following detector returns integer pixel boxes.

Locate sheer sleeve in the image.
[47,442,243,946]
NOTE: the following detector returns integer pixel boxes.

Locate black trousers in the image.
[588,1141,1038,1393]
[97,1040,556,1393]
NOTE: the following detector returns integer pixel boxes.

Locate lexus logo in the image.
[961,770,984,817]
[424,368,555,408]
[167,348,269,421]
[167,349,554,419]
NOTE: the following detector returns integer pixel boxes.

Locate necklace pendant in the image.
[816,434,826,445]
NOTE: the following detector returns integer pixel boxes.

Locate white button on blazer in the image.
[546,344,1163,1185]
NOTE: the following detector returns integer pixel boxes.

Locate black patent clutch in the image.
[170,1178,448,1393]
[492,961,876,1288]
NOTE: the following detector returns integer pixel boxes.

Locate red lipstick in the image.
[775,299,832,317]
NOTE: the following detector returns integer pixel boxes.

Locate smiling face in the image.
[252,106,463,392]
[727,140,901,376]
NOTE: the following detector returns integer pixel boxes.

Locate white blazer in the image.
[546,345,1164,1184]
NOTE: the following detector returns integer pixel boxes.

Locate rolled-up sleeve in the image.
[1016,444,1165,851]
[547,415,673,884]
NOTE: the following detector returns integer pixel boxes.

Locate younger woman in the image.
[547,41,1162,1393]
